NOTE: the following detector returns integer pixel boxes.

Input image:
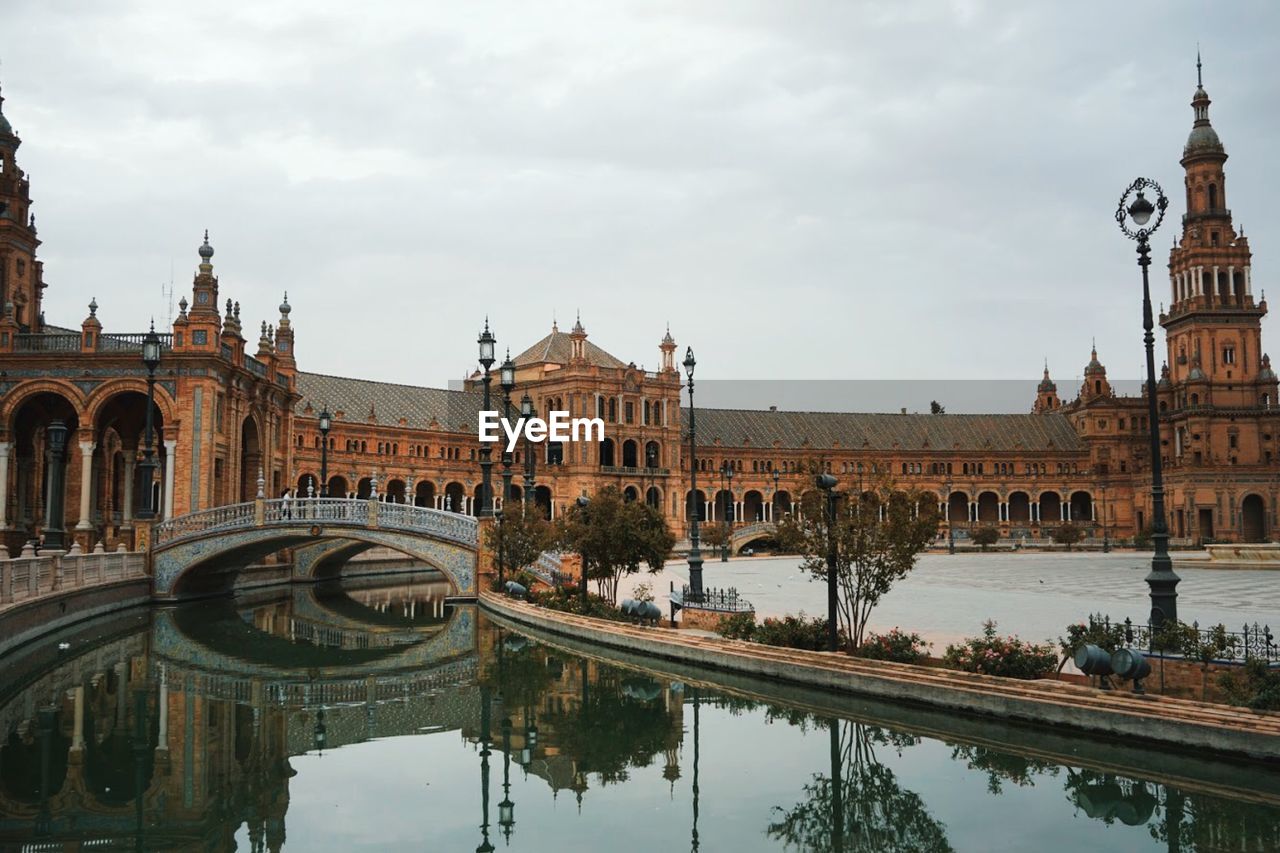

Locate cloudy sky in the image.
[4,1,1278,396]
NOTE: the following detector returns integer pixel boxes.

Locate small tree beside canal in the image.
[794,478,939,651]
[970,526,999,551]
[556,486,675,604]
[484,511,554,580]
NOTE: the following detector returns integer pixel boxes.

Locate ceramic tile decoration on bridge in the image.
[150,496,479,600]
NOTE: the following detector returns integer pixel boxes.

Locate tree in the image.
[555,486,675,603]
[768,721,953,853]
[930,400,946,415]
[970,525,999,551]
[795,477,939,650]
[701,520,731,552]
[1051,522,1083,551]
[772,514,807,554]
[485,511,554,578]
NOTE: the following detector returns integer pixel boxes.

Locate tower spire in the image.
[1196,46,1203,88]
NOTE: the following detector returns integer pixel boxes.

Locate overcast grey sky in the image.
[4,1,1278,390]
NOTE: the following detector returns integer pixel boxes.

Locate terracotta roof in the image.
[513,326,628,369]
[684,407,1083,452]
[295,372,483,432]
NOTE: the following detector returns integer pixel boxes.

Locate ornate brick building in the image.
[1,65,1276,554]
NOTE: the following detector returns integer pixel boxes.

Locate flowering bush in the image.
[855,628,931,664]
[1058,613,1126,659]
[944,621,1057,680]
[754,613,831,651]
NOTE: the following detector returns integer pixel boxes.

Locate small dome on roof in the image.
[198,230,214,261]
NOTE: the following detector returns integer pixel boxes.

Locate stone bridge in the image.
[729,521,777,552]
[151,497,479,601]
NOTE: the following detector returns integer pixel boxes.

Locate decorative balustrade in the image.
[600,465,671,476]
[155,497,480,549]
[244,355,268,377]
[14,333,79,352]
[1,549,147,607]
[99,331,174,351]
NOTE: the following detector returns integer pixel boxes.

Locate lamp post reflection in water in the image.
[690,685,700,853]
[499,716,515,842]
[131,685,150,852]
[477,684,495,853]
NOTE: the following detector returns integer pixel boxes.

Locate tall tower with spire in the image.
[0,81,46,332]
[1163,54,1267,398]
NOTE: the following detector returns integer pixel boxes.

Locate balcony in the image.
[600,465,670,476]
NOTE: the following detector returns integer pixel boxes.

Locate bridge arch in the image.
[151,499,479,601]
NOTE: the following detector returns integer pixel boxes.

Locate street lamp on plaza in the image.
[724,465,735,560]
[499,351,516,514]
[477,320,497,518]
[945,477,955,554]
[1116,177,1179,626]
[816,473,840,652]
[137,320,162,520]
[318,405,332,497]
[1099,477,1110,553]
[575,495,591,605]
[683,348,704,595]
[520,393,536,512]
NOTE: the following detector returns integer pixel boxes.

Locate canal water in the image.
[2,572,1277,851]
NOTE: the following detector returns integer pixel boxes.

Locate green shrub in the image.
[944,620,1057,680]
[715,611,758,641]
[1219,659,1280,711]
[528,585,630,622]
[970,526,1000,551]
[1058,613,1126,659]
[855,628,931,664]
[754,613,831,651]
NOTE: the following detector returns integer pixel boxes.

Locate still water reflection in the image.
[1,573,1278,851]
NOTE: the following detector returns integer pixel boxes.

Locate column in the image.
[158,665,169,748]
[1197,266,1205,296]
[1228,265,1236,301]
[122,454,136,524]
[0,442,10,530]
[76,441,96,530]
[163,439,177,518]
[1061,500,1067,521]
[1212,265,1220,300]
[1032,501,1038,523]
[999,501,1007,522]
[71,686,85,753]
[1244,265,1252,296]
[942,501,949,521]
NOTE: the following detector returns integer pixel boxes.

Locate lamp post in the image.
[718,464,729,562]
[477,685,494,853]
[495,507,506,588]
[318,405,332,497]
[725,465,735,560]
[1099,477,1110,553]
[771,468,780,518]
[313,706,327,754]
[683,348,704,595]
[945,477,955,555]
[576,495,590,605]
[499,352,516,516]
[477,320,497,518]
[645,443,658,508]
[137,321,162,520]
[817,473,839,651]
[499,716,515,842]
[1116,177,1179,626]
[520,393,536,513]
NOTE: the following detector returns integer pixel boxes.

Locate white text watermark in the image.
[478,411,605,453]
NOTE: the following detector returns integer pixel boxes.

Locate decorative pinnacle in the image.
[88,297,97,317]
[1197,46,1203,88]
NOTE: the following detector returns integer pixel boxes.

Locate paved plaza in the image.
[630,552,1280,647]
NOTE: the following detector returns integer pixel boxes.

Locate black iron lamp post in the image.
[137,321,162,520]
[318,405,332,497]
[575,495,591,605]
[1099,478,1111,553]
[495,507,506,588]
[499,351,516,515]
[520,393,536,512]
[945,477,956,555]
[683,347,704,595]
[817,473,839,652]
[313,707,327,754]
[478,320,497,518]
[717,464,729,562]
[499,716,515,842]
[1116,177,1179,626]
[724,465,734,561]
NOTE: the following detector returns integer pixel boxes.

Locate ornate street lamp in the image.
[318,404,332,497]
[684,347,704,595]
[817,472,839,651]
[723,465,735,560]
[313,707,327,754]
[495,507,506,587]
[499,351,516,516]
[1116,177,1179,626]
[1099,478,1110,553]
[137,321,162,520]
[499,716,515,842]
[477,320,497,517]
[520,392,536,512]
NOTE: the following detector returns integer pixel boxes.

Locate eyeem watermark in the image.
[479,411,605,453]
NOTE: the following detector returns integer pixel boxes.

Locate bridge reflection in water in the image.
[0,577,1278,851]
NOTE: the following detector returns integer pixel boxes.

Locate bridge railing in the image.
[155,497,480,549]
[1,549,147,608]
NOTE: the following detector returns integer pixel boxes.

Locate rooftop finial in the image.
[1197,45,1203,88]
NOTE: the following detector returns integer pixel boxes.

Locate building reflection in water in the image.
[2,585,1280,851]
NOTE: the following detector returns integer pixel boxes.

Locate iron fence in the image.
[678,584,753,613]
[1087,614,1277,664]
